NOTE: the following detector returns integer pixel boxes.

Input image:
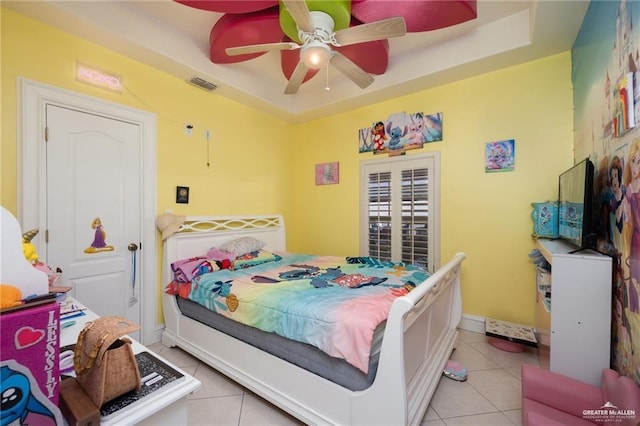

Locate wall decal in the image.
[359,111,443,155]
[315,162,339,185]
[572,0,640,380]
[84,217,114,254]
[485,139,515,172]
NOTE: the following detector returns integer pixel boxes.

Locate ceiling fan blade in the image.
[285,61,309,94]
[226,42,300,56]
[333,17,406,47]
[281,0,315,33]
[330,52,374,89]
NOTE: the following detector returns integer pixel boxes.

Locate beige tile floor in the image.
[147,329,541,425]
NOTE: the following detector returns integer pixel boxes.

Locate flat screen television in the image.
[558,158,595,251]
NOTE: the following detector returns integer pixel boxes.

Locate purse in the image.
[73,316,141,407]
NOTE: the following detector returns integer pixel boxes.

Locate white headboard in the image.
[162,214,286,284]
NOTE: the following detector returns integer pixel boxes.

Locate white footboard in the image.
[162,252,465,424]
[354,252,465,425]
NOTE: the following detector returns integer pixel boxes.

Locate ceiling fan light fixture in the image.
[301,40,331,69]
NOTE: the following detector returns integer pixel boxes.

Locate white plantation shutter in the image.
[367,171,392,261]
[401,167,429,267]
[360,153,440,270]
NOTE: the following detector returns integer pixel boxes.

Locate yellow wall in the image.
[291,54,575,324]
[1,9,294,219]
[2,8,575,326]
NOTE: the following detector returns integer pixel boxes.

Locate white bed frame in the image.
[161,214,466,426]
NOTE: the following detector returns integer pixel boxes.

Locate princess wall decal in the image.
[84,217,114,254]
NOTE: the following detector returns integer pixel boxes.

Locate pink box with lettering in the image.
[1,301,61,425]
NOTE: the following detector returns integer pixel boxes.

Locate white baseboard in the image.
[459,313,486,334]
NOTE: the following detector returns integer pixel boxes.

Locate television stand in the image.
[534,238,612,386]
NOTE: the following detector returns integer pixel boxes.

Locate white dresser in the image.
[536,239,612,386]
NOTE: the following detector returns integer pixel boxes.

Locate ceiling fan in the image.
[224,0,406,94]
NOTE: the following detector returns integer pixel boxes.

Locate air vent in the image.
[188,77,217,91]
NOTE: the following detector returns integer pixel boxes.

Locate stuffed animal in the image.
[22,229,39,264]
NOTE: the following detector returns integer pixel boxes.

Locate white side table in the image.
[60,298,201,425]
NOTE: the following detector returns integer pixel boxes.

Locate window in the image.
[360,152,440,270]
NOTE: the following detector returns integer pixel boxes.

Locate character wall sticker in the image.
[359,111,443,155]
[84,217,114,254]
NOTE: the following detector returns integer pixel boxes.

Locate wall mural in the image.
[573,0,640,383]
[358,111,443,155]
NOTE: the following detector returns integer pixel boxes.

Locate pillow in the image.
[206,247,236,261]
[219,236,266,257]
[234,250,282,269]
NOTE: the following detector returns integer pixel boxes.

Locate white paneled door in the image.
[45,104,141,337]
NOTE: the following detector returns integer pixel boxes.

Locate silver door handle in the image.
[128,243,138,252]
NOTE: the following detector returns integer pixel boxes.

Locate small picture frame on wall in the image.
[176,186,190,203]
[485,139,515,173]
[315,162,339,185]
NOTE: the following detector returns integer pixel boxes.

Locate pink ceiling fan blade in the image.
[175,0,278,14]
[351,0,477,32]
[210,7,283,64]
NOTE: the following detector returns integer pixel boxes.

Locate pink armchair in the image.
[521,364,640,426]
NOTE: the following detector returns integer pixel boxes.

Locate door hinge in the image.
[45,126,49,142]
[45,229,49,243]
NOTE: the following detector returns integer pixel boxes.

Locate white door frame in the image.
[18,78,160,344]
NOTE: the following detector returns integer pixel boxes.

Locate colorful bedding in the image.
[179,254,430,373]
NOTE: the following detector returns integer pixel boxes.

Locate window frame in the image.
[359,151,441,271]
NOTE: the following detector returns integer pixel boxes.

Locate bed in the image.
[161,214,466,425]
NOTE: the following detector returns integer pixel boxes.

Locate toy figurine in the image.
[21,229,39,264]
